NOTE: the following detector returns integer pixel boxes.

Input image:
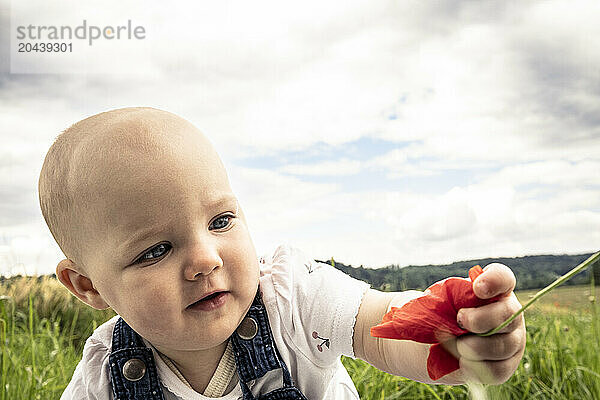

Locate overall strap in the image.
[109,318,165,400]
[231,290,307,400]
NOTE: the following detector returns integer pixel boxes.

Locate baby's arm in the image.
[352,263,526,385]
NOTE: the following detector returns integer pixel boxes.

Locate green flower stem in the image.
[476,250,600,337]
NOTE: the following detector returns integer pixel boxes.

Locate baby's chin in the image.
[152,328,237,353]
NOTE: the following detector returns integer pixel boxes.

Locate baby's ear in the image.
[56,259,110,310]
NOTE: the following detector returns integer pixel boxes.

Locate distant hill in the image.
[317,253,599,291]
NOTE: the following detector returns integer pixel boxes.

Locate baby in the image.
[38,107,526,399]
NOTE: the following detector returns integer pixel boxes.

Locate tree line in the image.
[318,252,600,291]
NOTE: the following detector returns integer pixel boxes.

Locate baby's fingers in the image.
[440,327,526,384]
[459,345,526,384]
[473,263,516,299]
[457,293,523,334]
[456,329,526,361]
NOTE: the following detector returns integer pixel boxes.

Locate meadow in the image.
[0,276,598,400]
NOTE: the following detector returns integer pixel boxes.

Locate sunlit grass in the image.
[0,276,114,399]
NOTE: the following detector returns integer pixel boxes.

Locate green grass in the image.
[0,276,114,400]
[1,277,598,399]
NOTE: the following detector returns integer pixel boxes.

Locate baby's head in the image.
[38,107,260,353]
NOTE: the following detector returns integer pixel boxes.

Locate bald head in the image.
[38,107,229,269]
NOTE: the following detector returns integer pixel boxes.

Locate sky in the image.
[0,0,599,276]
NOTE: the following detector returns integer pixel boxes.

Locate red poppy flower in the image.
[370,265,501,380]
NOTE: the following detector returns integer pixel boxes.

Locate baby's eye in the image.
[135,243,171,264]
[210,214,235,230]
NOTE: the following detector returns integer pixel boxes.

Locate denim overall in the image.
[109,290,308,400]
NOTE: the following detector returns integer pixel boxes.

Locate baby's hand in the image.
[445,263,526,384]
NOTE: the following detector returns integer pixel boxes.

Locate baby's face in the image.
[77,122,260,354]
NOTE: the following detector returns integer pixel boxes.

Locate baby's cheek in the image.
[130,285,174,318]
[131,296,177,338]
[146,290,173,316]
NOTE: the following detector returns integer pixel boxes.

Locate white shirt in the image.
[61,243,371,399]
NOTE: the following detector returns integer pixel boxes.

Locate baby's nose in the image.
[184,261,220,280]
[183,244,223,279]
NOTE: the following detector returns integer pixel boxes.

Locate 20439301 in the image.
[18,42,72,52]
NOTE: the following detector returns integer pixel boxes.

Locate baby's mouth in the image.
[187,291,229,309]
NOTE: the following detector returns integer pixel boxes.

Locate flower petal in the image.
[427,342,460,380]
[469,265,484,282]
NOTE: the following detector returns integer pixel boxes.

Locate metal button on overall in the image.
[237,316,258,340]
[122,358,146,381]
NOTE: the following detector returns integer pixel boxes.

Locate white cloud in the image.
[228,166,341,242]
[375,159,600,264]
[279,159,362,176]
[481,160,600,188]
[393,187,478,242]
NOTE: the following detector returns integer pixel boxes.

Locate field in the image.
[1,276,599,400]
